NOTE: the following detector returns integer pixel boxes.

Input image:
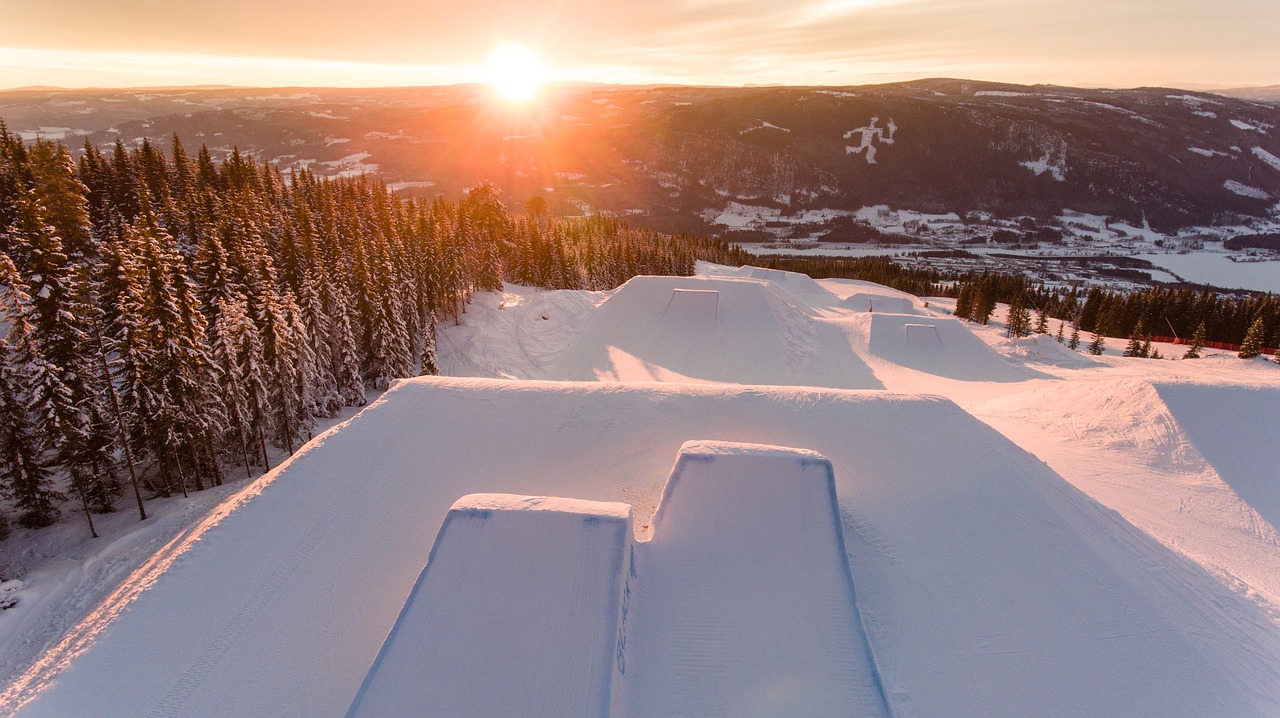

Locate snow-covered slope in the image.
[4,265,1280,717]
[7,378,1280,716]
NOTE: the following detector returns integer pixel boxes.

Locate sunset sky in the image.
[3,0,1278,90]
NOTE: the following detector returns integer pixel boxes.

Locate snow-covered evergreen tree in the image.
[0,252,64,527]
[1124,320,1148,358]
[1183,322,1205,359]
[419,312,439,376]
[1239,316,1265,359]
[1006,296,1032,338]
[1088,331,1106,355]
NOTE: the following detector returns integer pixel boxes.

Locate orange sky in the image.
[2,0,1278,90]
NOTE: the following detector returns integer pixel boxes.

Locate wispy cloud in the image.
[3,0,1277,88]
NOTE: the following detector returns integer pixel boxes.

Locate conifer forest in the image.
[0,127,746,535]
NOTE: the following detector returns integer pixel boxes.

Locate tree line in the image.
[760,255,1278,353]
[0,125,747,537]
[954,274,1278,352]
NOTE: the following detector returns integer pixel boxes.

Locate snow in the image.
[5,265,1280,717]
[320,152,379,177]
[621,441,887,717]
[738,119,792,135]
[1136,253,1280,293]
[384,180,436,192]
[1189,146,1226,157]
[15,128,74,141]
[1253,146,1280,172]
[1020,151,1067,181]
[1231,119,1262,132]
[838,293,922,315]
[348,494,632,717]
[704,201,780,228]
[1224,180,1271,199]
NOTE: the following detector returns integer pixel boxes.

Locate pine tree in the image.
[212,297,255,477]
[953,283,973,319]
[330,281,366,407]
[27,140,95,261]
[1055,321,1065,344]
[223,293,272,469]
[1006,295,1032,338]
[419,312,439,376]
[1035,309,1049,335]
[1183,322,1205,359]
[1068,323,1081,351]
[1088,331,1106,356]
[1239,316,1266,359]
[257,285,302,453]
[1124,319,1147,357]
[298,267,340,417]
[0,252,64,528]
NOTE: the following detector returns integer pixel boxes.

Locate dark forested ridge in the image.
[0,126,746,536]
[3,81,1277,239]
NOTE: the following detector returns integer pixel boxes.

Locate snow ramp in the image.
[347,495,633,718]
[736,265,832,297]
[548,275,881,389]
[839,292,921,315]
[973,378,1280,612]
[619,441,888,718]
[1155,383,1280,533]
[860,313,1041,382]
[348,442,888,718]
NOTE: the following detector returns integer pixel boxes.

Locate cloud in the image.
[2,0,1278,88]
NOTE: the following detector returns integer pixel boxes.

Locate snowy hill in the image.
[3,265,1280,716]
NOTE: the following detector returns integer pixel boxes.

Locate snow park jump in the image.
[347,441,889,718]
[346,495,634,717]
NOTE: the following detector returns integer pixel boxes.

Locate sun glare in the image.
[486,44,546,102]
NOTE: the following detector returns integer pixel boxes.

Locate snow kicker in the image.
[347,441,889,718]
[346,495,633,717]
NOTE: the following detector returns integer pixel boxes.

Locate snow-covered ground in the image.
[720,199,1280,294]
[3,264,1280,716]
[1135,252,1280,293]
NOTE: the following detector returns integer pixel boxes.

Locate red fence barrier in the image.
[1148,336,1277,356]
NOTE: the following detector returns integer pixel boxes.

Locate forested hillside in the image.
[0,126,745,535]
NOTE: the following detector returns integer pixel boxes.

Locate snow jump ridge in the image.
[864,313,1042,382]
[547,275,855,386]
[624,440,890,717]
[840,292,921,315]
[346,494,633,718]
[349,441,890,718]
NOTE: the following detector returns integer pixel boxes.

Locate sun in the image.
[486,44,547,103]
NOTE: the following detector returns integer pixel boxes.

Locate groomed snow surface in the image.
[4,265,1280,717]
